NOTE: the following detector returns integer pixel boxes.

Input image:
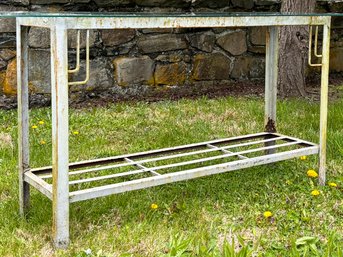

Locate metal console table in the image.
[2,12,334,248]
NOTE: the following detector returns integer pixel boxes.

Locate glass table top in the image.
[0,11,342,18]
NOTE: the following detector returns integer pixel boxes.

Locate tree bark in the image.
[278,0,316,97]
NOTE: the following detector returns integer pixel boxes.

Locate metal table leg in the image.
[17,22,30,216]
[319,23,331,186]
[50,21,70,249]
[264,26,279,154]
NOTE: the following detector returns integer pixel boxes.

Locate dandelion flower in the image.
[328,182,337,188]
[151,203,158,210]
[311,190,320,196]
[300,156,307,161]
[263,211,273,218]
[32,125,38,129]
[307,169,318,178]
[73,131,79,135]
[40,140,46,145]
[38,121,44,125]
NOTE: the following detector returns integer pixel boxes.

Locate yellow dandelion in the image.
[328,182,337,188]
[40,140,46,145]
[151,203,158,210]
[263,211,273,218]
[38,120,44,125]
[311,190,320,196]
[307,169,318,178]
[73,131,79,135]
[300,156,307,161]
[32,125,38,129]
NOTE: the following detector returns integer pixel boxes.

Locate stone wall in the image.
[0,0,342,100]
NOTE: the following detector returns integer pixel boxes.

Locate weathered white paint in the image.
[50,20,70,249]
[17,22,30,216]
[319,23,331,186]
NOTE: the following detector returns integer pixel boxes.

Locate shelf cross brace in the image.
[124,157,161,176]
[206,144,248,160]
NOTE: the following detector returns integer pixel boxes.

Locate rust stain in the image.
[265,117,276,133]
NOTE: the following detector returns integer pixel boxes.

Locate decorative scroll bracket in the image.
[68,30,80,74]
[68,30,90,86]
[309,26,323,67]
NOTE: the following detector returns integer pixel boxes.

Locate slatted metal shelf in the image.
[24,132,319,203]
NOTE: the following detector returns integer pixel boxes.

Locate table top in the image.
[0,11,342,18]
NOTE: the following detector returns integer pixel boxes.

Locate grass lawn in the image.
[0,96,342,256]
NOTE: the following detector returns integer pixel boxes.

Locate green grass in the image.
[0,96,342,256]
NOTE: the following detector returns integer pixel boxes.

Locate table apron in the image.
[17,15,331,29]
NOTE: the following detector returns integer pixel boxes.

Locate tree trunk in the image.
[278,0,316,97]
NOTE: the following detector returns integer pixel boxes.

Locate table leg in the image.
[17,22,30,216]
[265,26,279,153]
[50,22,70,249]
[319,23,331,186]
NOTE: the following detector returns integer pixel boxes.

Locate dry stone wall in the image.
[0,0,342,101]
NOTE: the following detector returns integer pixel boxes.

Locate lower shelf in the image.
[25,132,319,203]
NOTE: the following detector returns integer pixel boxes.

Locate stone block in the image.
[3,59,17,96]
[0,35,16,48]
[189,32,216,53]
[0,71,6,93]
[105,42,135,56]
[29,4,63,12]
[101,29,135,47]
[28,49,51,94]
[330,47,343,72]
[70,58,114,92]
[31,0,89,4]
[0,5,26,33]
[137,34,187,54]
[192,0,230,9]
[249,27,267,45]
[155,62,187,85]
[135,0,190,8]
[140,28,186,34]
[231,0,254,9]
[155,54,183,63]
[5,0,29,5]
[231,56,265,79]
[0,49,16,61]
[217,30,247,56]
[29,27,50,48]
[30,0,68,3]
[113,56,154,86]
[191,0,230,8]
[192,52,232,81]
[93,0,135,7]
[0,60,7,70]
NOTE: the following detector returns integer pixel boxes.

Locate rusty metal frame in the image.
[15,14,331,249]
